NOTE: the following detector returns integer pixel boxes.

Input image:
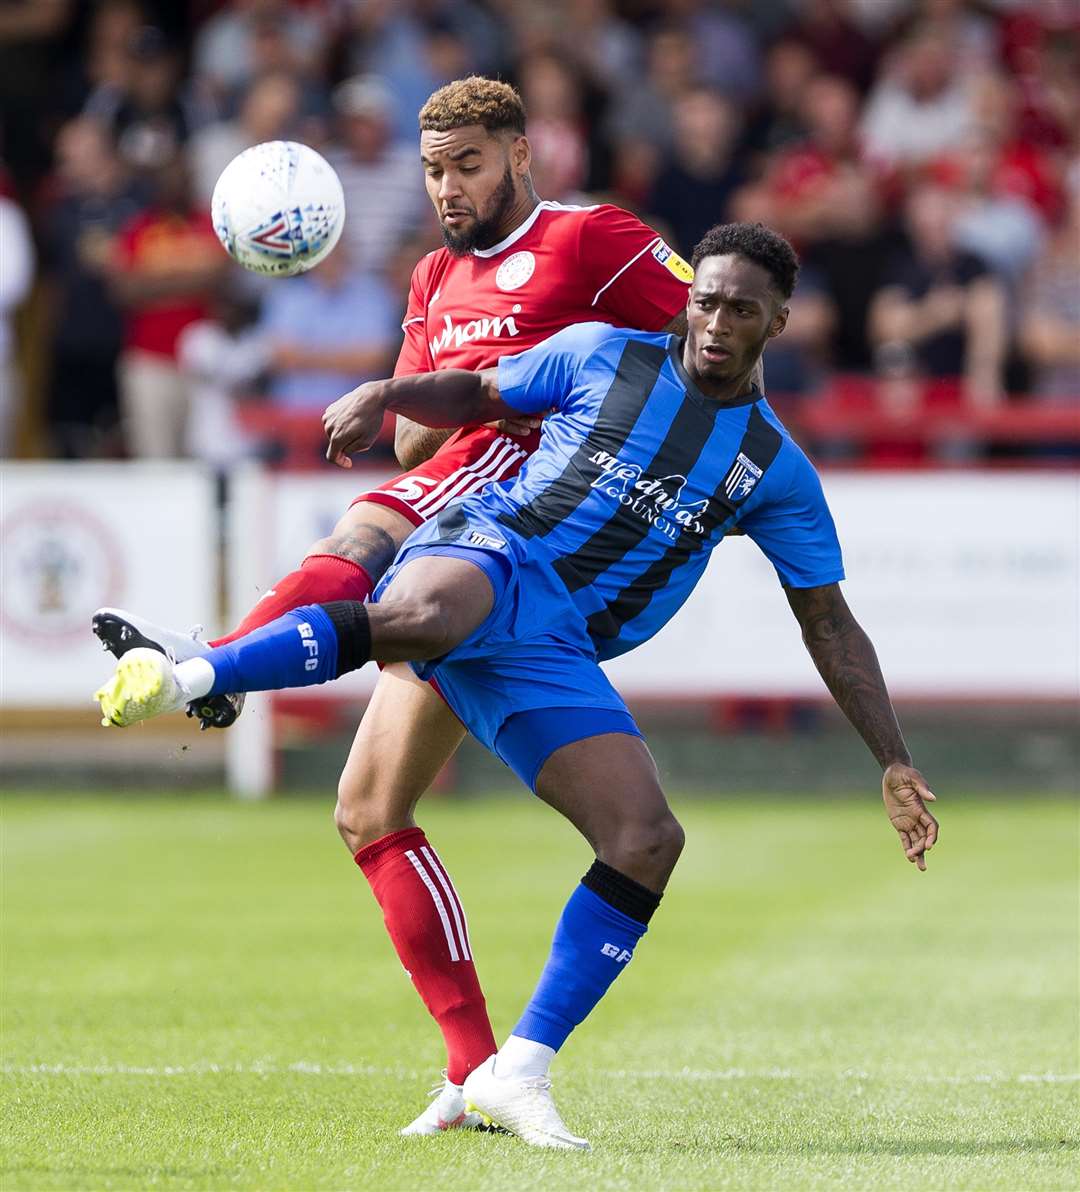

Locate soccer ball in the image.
[211,141,345,277]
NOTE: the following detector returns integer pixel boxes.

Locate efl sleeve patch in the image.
[651,241,694,284]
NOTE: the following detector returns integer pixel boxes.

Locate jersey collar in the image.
[472,199,589,258]
[668,336,762,410]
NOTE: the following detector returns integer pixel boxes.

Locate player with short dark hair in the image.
[92,74,704,1135]
[96,223,939,1151]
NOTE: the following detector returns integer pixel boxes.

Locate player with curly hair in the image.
[92,76,708,1134]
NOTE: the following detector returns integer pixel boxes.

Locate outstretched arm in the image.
[786,582,939,870]
[324,367,510,468]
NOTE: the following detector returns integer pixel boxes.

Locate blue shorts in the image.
[374,503,643,786]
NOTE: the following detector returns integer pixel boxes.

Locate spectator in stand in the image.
[110,152,227,457]
[743,38,818,161]
[737,73,899,374]
[340,1,473,144]
[189,69,301,204]
[0,0,76,191]
[256,238,397,415]
[648,86,744,256]
[967,71,1066,226]
[663,0,762,101]
[869,183,1006,405]
[43,116,145,458]
[192,0,325,108]
[860,21,978,171]
[0,194,34,456]
[944,130,1046,291]
[177,287,267,467]
[327,75,429,274]
[518,53,589,202]
[760,74,877,246]
[563,0,643,93]
[788,0,880,94]
[605,23,698,204]
[86,25,206,175]
[1020,177,1080,404]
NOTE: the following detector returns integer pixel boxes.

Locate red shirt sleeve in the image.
[580,204,692,331]
[393,255,435,377]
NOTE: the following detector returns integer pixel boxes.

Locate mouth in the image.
[701,344,731,364]
[442,209,474,227]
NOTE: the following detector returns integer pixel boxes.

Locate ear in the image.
[768,305,789,339]
[510,134,531,176]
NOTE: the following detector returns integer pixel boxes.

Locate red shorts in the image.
[354,425,541,527]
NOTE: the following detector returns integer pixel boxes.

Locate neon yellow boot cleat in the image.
[94,647,190,727]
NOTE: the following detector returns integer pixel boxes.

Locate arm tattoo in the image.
[786,584,911,769]
[395,417,454,470]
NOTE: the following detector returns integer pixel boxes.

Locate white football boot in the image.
[92,607,244,729]
[462,1055,590,1150]
[399,1072,487,1136]
[94,647,192,727]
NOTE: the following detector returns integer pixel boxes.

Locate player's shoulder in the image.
[407,245,452,290]
[532,198,658,242]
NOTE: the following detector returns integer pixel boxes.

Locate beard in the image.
[440,165,517,257]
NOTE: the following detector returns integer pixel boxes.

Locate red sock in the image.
[209,554,373,647]
[355,827,498,1085]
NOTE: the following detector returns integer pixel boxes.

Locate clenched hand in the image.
[323,381,388,468]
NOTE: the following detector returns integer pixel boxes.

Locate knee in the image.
[334,774,397,852]
[601,809,685,888]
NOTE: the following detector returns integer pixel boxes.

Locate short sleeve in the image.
[739,450,845,588]
[393,257,434,377]
[497,322,623,414]
[583,205,692,331]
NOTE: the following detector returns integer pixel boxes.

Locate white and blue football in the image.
[211,141,345,277]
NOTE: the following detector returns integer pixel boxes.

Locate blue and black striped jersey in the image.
[481,322,845,660]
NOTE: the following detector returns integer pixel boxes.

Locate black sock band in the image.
[322,601,371,677]
[581,859,662,925]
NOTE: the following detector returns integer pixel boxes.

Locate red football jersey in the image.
[360,201,692,526]
[393,201,693,378]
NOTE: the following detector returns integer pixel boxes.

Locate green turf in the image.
[2,791,1077,1190]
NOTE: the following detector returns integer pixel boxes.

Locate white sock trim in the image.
[174,656,215,700]
[493,1035,556,1081]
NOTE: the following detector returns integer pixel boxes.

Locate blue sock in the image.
[205,605,341,696]
[513,875,654,1052]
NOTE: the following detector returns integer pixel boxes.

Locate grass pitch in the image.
[2,790,1077,1190]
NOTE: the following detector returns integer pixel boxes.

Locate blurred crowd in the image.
[0,0,1077,465]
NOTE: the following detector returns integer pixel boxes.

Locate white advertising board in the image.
[0,463,218,707]
[233,467,1079,702]
[606,472,1080,698]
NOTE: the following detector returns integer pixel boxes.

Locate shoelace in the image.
[425,1068,453,1100]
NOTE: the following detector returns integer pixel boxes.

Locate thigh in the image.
[534,731,680,890]
[372,552,500,661]
[534,732,668,847]
[338,662,467,821]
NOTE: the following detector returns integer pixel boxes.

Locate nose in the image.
[437,172,462,204]
[705,308,730,339]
